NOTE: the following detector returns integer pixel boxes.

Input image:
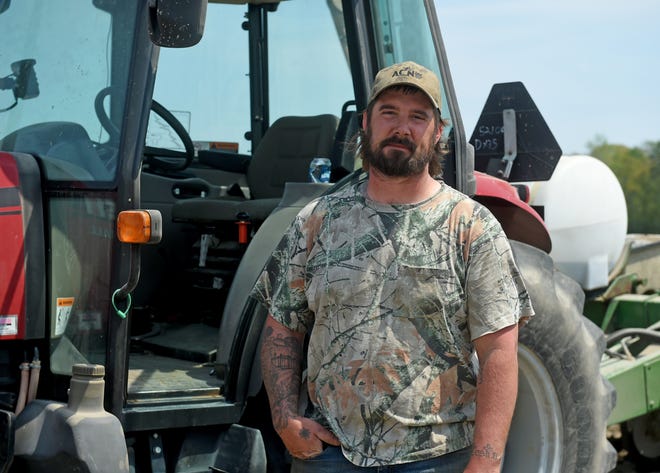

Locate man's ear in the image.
[361,111,368,131]
[434,125,443,144]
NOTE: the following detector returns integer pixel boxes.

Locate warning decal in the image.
[55,297,75,336]
[0,315,18,336]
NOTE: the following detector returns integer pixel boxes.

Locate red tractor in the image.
[3,1,657,472]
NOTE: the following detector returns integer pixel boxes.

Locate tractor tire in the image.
[504,241,618,473]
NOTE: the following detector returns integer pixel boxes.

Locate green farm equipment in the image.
[589,236,660,465]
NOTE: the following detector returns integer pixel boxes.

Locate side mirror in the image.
[0,59,39,112]
[148,0,208,48]
[11,60,39,100]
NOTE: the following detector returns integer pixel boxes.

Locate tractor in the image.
[0,1,658,472]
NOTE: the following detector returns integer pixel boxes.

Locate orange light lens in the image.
[117,210,152,244]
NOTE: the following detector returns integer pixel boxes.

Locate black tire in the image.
[504,241,618,473]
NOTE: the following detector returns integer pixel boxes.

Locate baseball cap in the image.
[368,61,441,111]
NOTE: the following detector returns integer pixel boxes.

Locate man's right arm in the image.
[260,315,339,459]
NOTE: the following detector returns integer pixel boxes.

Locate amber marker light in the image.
[116,210,162,244]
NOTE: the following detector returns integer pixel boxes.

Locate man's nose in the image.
[393,119,412,137]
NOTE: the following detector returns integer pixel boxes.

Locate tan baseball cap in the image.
[368,61,441,111]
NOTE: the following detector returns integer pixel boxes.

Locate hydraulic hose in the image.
[606,328,660,346]
[14,361,30,415]
[27,348,41,402]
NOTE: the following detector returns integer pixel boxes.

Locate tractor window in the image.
[49,196,115,375]
[151,5,251,153]
[268,1,354,122]
[150,1,353,158]
[0,1,140,183]
[369,0,453,142]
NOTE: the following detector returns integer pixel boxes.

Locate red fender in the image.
[0,152,45,340]
[0,152,26,339]
[473,171,552,253]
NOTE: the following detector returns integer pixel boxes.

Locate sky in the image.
[434,0,660,155]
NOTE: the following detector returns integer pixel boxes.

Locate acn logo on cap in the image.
[392,67,423,79]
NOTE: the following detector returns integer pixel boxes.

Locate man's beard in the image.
[362,130,435,177]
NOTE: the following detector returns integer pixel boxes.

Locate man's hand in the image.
[277,416,340,459]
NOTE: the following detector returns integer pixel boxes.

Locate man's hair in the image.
[352,85,448,178]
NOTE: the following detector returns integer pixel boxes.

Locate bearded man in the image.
[253,61,533,473]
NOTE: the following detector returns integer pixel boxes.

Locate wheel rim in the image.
[631,411,660,459]
[503,345,563,473]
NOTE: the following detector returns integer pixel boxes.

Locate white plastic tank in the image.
[523,155,628,290]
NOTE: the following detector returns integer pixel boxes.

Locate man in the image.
[253,61,533,472]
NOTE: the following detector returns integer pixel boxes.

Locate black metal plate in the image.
[470,82,562,182]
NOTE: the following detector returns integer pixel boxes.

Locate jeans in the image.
[291,446,472,473]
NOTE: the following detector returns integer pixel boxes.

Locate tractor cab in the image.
[0,1,474,471]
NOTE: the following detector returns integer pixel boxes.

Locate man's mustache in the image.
[378,136,416,153]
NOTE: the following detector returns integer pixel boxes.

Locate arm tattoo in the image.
[261,325,304,432]
[272,353,298,370]
[472,443,502,462]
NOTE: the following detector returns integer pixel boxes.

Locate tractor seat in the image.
[172,114,339,225]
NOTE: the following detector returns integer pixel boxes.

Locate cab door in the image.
[0,0,156,414]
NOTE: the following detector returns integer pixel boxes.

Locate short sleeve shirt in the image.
[252,179,534,466]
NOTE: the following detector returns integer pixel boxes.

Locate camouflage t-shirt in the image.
[253,179,533,466]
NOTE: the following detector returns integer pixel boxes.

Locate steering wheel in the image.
[94,86,121,141]
[143,99,195,172]
[94,87,195,172]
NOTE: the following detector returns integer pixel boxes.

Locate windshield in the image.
[0,0,139,182]
[150,0,354,155]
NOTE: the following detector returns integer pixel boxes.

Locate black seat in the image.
[172,114,339,224]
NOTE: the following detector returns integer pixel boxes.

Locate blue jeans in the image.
[291,446,472,473]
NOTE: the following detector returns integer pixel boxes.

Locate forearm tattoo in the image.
[272,352,298,370]
[261,325,303,431]
[472,443,502,463]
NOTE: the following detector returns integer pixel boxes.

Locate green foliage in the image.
[588,137,660,233]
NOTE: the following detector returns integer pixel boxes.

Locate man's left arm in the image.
[464,323,519,473]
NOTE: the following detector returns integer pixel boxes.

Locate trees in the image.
[588,137,660,234]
